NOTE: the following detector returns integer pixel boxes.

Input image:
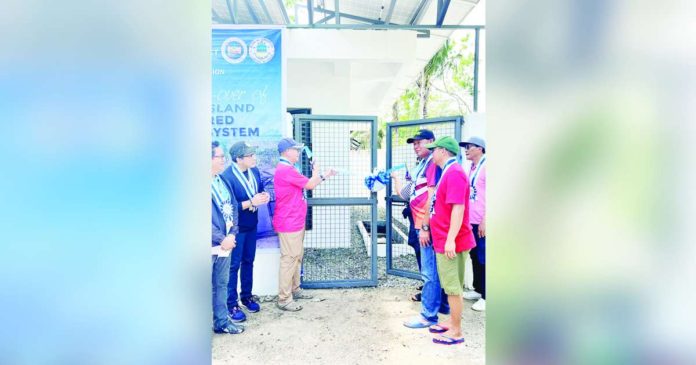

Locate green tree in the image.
[391,34,475,121]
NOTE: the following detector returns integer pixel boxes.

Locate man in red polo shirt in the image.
[425,136,477,346]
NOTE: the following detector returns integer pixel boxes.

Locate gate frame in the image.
[385,116,463,280]
[293,114,378,288]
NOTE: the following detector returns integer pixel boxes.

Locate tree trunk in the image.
[417,71,430,119]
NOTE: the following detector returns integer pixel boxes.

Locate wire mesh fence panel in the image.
[294,115,378,288]
[299,119,374,199]
[302,205,374,282]
[389,201,419,273]
[386,117,462,279]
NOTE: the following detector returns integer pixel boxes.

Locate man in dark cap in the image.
[392,129,450,330]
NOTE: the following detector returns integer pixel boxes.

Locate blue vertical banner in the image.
[212,26,285,249]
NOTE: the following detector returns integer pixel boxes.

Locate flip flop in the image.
[403,317,436,329]
[410,293,422,302]
[433,335,465,345]
[428,324,449,333]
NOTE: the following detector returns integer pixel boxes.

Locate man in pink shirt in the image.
[273,138,336,311]
[460,137,486,312]
[425,136,476,345]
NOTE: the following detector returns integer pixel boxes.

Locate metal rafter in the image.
[316,13,336,24]
[436,0,451,27]
[334,0,340,24]
[474,27,480,111]
[286,24,484,30]
[308,0,314,25]
[277,0,291,23]
[243,0,260,23]
[258,0,273,23]
[312,7,394,25]
[224,0,237,23]
[384,0,397,24]
[410,0,430,25]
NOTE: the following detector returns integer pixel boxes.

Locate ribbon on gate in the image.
[363,164,406,192]
[303,146,313,160]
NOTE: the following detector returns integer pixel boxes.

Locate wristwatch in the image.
[320,174,326,181]
[421,224,430,232]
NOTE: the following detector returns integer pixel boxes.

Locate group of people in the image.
[211,130,485,346]
[391,129,486,346]
[211,138,335,334]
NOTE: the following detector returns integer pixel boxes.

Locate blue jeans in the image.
[212,254,231,330]
[227,228,257,307]
[419,236,450,323]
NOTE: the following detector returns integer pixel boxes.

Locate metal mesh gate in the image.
[386,116,463,279]
[294,115,378,288]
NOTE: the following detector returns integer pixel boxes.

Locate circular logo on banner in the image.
[249,38,275,64]
[221,37,247,64]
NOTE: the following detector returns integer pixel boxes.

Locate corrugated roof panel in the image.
[389,0,424,24]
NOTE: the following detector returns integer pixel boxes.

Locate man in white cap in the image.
[460,137,486,311]
[273,138,336,311]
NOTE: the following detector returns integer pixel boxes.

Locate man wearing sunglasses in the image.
[220,141,270,322]
[459,137,487,312]
[211,141,243,334]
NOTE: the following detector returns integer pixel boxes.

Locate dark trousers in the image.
[227,228,257,307]
[470,224,486,299]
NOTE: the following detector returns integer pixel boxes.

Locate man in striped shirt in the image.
[393,129,451,329]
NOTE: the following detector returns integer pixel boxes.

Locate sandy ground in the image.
[212,285,485,364]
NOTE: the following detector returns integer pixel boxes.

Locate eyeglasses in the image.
[213,155,226,160]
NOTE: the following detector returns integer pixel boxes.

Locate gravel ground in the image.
[213,286,485,365]
[302,206,419,282]
[213,207,485,364]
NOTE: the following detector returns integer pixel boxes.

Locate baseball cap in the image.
[406,129,435,143]
[425,136,460,156]
[277,137,304,153]
[458,136,486,150]
[229,141,257,161]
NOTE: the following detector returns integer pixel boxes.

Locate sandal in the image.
[410,292,422,302]
[214,323,245,334]
[433,334,465,345]
[276,301,303,312]
[293,290,314,300]
[403,316,436,329]
[429,324,449,333]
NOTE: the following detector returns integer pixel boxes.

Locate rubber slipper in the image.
[276,301,303,312]
[433,335,465,345]
[403,317,436,329]
[410,293,422,302]
[428,324,449,333]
